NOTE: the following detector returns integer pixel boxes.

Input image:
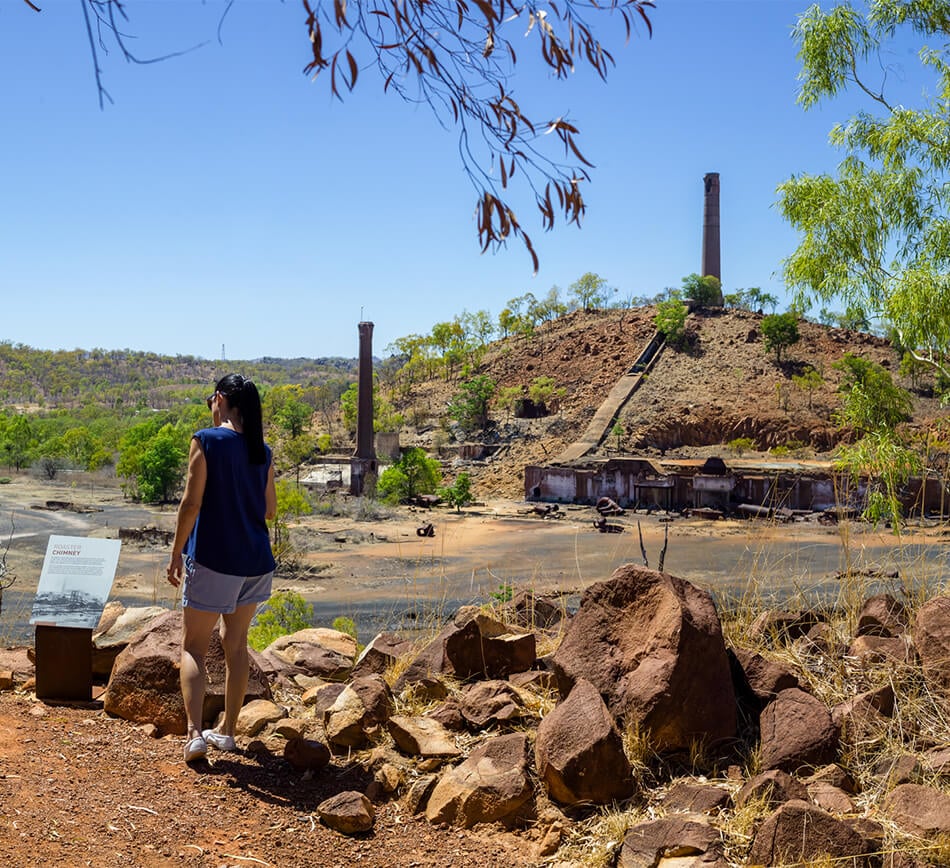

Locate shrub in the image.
[248,590,314,651]
[332,616,357,640]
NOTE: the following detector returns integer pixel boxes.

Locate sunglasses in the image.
[206,392,218,409]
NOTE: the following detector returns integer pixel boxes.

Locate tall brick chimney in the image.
[701,172,721,282]
[350,321,378,496]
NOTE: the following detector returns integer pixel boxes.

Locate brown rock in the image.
[283,737,331,771]
[425,733,533,828]
[883,783,950,836]
[103,609,270,734]
[872,753,924,787]
[808,781,856,814]
[805,764,857,794]
[660,780,731,814]
[500,589,564,629]
[914,596,950,691]
[848,634,913,664]
[550,565,735,752]
[230,698,287,737]
[857,593,908,637]
[395,609,536,689]
[729,646,800,706]
[0,647,33,685]
[458,680,525,729]
[618,816,724,868]
[759,688,838,773]
[508,669,556,691]
[387,715,461,759]
[92,605,165,678]
[833,684,895,744]
[749,609,822,646]
[324,675,392,748]
[350,632,414,679]
[734,770,808,810]
[749,800,873,866]
[535,678,633,806]
[404,774,438,814]
[261,627,357,684]
[426,699,465,732]
[317,791,374,835]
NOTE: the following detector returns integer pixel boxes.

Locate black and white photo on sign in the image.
[30,535,121,629]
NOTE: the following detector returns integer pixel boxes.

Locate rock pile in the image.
[6,571,950,864]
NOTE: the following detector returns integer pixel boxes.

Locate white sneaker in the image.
[202,729,237,751]
[184,736,207,762]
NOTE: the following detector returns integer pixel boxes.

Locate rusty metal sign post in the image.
[30,536,121,702]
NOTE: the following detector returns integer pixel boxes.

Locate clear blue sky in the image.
[0,1,918,361]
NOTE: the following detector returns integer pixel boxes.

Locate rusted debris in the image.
[531,503,561,518]
[687,507,724,520]
[416,523,435,538]
[409,494,441,509]
[596,497,625,516]
[118,527,173,546]
[593,517,624,534]
[32,501,102,514]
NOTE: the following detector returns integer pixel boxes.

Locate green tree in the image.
[447,375,496,432]
[0,415,34,471]
[681,273,724,307]
[439,471,473,512]
[269,479,312,566]
[833,354,913,434]
[568,272,615,312]
[495,385,524,424]
[377,447,442,504]
[778,0,950,383]
[761,312,801,363]
[792,367,824,411]
[654,297,688,346]
[248,591,314,651]
[527,376,566,413]
[136,425,187,503]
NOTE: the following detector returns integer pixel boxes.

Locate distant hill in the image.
[0,342,358,410]
[387,307,945,499]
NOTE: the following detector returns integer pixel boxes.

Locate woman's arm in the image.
[264,459,277,521]
[166,437,207,587]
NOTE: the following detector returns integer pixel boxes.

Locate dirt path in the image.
[0,692,536,868]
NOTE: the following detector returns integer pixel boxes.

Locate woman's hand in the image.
[167,551,184,588]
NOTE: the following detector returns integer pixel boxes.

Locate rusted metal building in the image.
[524,455,947,516]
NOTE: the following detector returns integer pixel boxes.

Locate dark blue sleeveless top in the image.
[185,427,276,577]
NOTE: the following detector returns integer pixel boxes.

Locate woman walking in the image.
[167,374,277,762]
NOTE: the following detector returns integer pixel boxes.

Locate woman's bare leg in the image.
[218,602,258,736]
[180,606,220,740]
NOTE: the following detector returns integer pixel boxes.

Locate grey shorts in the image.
[182,556,274,614]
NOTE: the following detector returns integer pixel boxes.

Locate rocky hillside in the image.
[391,307,944,499]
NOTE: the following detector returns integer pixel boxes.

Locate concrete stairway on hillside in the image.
[553,330,666,464]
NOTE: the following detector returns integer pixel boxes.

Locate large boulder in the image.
[92,605,166,678]
[259,627,357,685]
[749,800,874,867]
[395,608,536,689]
[550,565,735,752]
[914,596,950,691]
[103,609,271,734]
[759,688,838,773]
[425,733,533,828]
[535,678,633,806]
